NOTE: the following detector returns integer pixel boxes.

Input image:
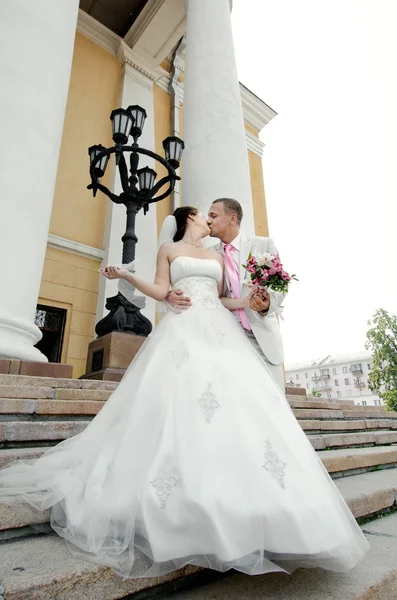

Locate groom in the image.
[167,198,286,391]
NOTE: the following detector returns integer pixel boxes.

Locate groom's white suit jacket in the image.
[216,233,285,366]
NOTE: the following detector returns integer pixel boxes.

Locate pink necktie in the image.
[224,244,251,330]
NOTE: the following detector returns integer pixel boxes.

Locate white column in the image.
[0,0,79,361]
[96,43,159,326]
[182,0,255,234]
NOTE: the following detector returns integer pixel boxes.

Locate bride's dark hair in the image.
[173,206,198,242]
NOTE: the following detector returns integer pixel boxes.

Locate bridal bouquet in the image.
[242,253,298,293]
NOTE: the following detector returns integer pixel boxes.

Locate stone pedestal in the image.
[82,332,147,382]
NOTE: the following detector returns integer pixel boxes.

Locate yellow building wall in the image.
[248,149,269,237]
[49,33,120,249]
[39,248,101,378]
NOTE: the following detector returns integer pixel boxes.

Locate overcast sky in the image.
[231,0,397,365]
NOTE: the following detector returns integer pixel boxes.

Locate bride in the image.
[0,206,369,578]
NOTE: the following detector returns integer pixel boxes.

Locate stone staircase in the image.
[0,375,396,599]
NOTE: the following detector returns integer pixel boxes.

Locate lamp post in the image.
[88,105,184,338]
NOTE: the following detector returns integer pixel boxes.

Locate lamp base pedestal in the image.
[81,331,147,382]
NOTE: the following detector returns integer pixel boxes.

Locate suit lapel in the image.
[239,234,251,291]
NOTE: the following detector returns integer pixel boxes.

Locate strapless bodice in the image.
[170,256,223,309]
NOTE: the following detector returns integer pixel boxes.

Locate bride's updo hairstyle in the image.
[172,206,198,242]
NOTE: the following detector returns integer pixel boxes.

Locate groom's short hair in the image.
[213,198,243,224]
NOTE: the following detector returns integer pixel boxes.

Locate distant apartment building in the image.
[286,351,382,406]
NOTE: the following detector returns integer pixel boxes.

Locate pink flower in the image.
[282,271,291,281]
[252,277,260,285]
[275,264,283,273]
[247,256,256,266]
[268,267,277,276]
[247,265,256,273]
[260,270,269,281]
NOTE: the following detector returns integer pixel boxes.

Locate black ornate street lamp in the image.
[87,105,184,338]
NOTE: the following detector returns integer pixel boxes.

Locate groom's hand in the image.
[249,289,270,314]
[166,288,192,310]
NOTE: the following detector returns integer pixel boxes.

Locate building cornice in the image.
[118,42,165,88]
[47,234,104,262]
[76,9,121,56]
[240,84,277,130]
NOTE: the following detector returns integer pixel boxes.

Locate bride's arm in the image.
[99,244,171,302]
[221,296,252,310]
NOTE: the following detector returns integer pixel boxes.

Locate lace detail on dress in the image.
[150,454,179,508]
[173,276,222,309]
[262,438,287,489]
[172,343,189,368]
[198,382,221,423]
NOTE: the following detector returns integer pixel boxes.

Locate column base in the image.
[0,359,73,378]
[0,310,47,363]
[81,331,147,381]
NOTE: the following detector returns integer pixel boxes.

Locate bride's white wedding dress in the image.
[0,257,369,578]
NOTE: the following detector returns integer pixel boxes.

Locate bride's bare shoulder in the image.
[157,242,173,257]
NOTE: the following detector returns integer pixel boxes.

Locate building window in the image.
[34,305,67,363]
[335,380,339,386]
[344,378,350,385]
[333,368,337,375]
[305,372,308,379]
[374,399,380,406]
[367,363,371,370]
[336,391,341,398]
[343,366,348,373]
[346,390,352,397]
[362,400,367,406]
[327,392,332,398]
[296,374,299,380]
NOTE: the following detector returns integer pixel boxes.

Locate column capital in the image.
[117,41,162,89]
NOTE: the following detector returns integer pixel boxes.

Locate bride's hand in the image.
[99,266,129,280]
[243,289,256,308]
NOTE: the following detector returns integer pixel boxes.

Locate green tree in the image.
[309,389,322,398]
[365,308,397,411]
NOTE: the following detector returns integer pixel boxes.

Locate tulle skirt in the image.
[0,305,369,578]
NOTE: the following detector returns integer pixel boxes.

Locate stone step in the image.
[335,468,397,518]
[167,514,397,600]
[309,430,397,450]
[0,447,45,468]
[0,534,201,600]
[1,465,396,535]
[300,418,397,432]
[0,385,112,402]
[286,397,355,409]
[0,373,118,390]
[293,407,397,420]
[0,399,105,417]
[0,421,88,445]
[318,445,397,477]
